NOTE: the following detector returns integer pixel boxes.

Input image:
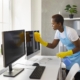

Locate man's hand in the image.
[56,50,73,58]
[34,32,48,47]
[34,32,40,42]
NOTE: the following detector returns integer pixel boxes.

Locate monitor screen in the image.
[26,30,40,59]
[2,30,25,77]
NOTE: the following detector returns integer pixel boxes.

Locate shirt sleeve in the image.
[54,30,59,39]
[68,29,79,42]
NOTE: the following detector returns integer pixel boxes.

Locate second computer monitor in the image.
[26,30,40,59]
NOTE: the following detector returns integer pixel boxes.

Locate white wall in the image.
[12,0,31,31]
[12,0,41,31]
[2,0,12,31]
[31,0,41,32]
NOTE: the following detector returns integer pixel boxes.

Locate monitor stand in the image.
[3,64,24,77]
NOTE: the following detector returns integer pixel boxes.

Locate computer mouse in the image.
[32,63,39,66]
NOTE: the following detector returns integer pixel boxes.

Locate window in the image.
[0,0,12,53]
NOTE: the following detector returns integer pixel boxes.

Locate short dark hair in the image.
[52,14,64,25]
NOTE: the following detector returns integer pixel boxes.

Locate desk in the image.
[0,55,62,80]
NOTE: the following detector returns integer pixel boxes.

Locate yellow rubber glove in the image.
[34,32,48,47]
[56,50,73,58]
[34,32,40,42]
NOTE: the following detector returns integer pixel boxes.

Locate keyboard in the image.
[29,66,45,79]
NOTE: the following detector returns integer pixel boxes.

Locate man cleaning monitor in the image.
[34,14,80,80]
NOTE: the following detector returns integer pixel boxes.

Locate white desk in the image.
[0,55,62,80]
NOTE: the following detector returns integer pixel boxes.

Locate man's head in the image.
[51,14,64,30]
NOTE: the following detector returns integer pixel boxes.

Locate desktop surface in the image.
[0,55,61,80]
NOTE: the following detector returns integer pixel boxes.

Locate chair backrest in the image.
[61,62,66,68]
[65,63,80,80]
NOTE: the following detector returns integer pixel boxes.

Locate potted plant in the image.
[65,4,77,18]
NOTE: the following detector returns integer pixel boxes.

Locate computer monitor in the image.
[26,30,40,59]
[2,30,25,77]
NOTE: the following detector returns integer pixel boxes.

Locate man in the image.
[34,14,80,80]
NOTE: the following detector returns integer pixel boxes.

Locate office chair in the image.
[61,62,66,68]
[65,63,80,80]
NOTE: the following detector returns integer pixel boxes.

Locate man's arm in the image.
[34,32,59,49]
[47,39,59,49]
[72,38,80,53]
[56,38,80,58]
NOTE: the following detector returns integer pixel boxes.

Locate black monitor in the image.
[2,30,25,77]
[26,30,40,59]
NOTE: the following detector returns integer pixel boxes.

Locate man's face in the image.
[51,19,61,30]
